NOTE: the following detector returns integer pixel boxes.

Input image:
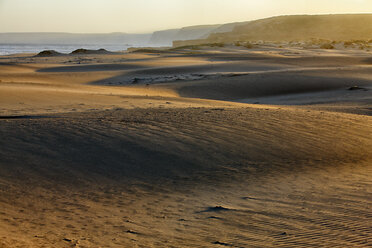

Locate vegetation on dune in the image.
[35,50,62,57]
[234,41,255,49]
[320,43,335,49]
[171,39,372,51]
[208,14,372,43]
[70,48,110,55]
[127,47,170,53]
[170,43,225,50]
[128,42,226,54]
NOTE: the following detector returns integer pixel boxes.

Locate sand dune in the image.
[0,107,371,247]
[0,45,371,247]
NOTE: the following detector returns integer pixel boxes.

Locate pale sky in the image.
[0,0,371,33]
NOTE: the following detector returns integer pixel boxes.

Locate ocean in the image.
[0,44,131,55]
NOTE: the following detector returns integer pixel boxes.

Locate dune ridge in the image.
[0,45,371,247]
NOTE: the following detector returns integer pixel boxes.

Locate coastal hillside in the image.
[149,24,221,46]
[3,14,372,49]
[206,14,372,43]
[149,22,252,46]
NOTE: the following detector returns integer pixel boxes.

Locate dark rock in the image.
[132,78,139,84]
[348,86,368,91]
[126,230,139,234]
[242,196,257,200]
[213,241,234,246]
[206,206,230,212]
[208,216,223,220]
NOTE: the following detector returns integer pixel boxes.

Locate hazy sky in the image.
[0,0,371,33]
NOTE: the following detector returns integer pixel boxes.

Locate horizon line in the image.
[1,12,371,34]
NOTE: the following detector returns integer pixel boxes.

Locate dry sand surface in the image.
[0,46,371,247]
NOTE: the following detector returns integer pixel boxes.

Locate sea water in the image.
[0,44,131,55]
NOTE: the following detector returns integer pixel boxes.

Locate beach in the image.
[0,45,371,247]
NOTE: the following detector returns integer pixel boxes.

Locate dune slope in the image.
[0,107,371,247]
[0,46,371,247]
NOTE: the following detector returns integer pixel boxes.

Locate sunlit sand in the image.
[0,43,371,247]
